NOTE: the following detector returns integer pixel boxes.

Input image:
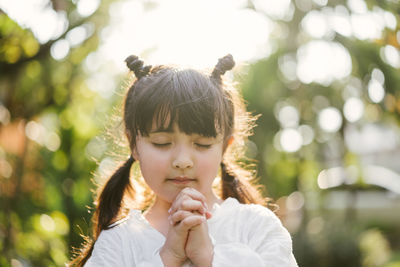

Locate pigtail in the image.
[70,157,135,266]
[211,54,235,81]
[221,161,255,204]
[96,156,135,234]
[221,161,277,210]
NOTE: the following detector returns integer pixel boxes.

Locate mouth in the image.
[167,176,196,184]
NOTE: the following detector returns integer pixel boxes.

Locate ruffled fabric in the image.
[85,197,298,267]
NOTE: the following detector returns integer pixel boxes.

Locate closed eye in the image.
[195,143,212,149]
[152,143,171,148]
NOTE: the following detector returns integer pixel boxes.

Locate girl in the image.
[71,54,298,266]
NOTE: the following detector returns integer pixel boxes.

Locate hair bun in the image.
[212,54,235,79]
[125,55,152,79]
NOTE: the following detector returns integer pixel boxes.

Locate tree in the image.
[240,0,400,266]
[0,0,114,265]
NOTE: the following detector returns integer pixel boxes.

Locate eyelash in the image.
[152,143,171,148]
[195,144,212,149]
[152,143,212,149]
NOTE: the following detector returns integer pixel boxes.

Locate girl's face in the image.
[133,123,224,204]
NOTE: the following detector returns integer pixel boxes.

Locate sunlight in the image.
[252,0,293,20]
[50,40,70,61]
[347,0,367,13]
[100,0,274,72]
[364,165,400,194]
[345,123,399,154]
[380,45,400,68]
[278,105,300,128]
[368,79,385,103]
[302,10,329,38]
[66,24,94,48]
[76,0,100,17]
[296,40,352,85]
[40,214,56,232]
[330,6,352,37]
[343,97,364,122]
[286,191,305,211]
[351,12,385,40]
[298,125,314,145]
[0,0,68,44]
[280,128,303,153]
[0,159,12,179]
[318,107,343,133]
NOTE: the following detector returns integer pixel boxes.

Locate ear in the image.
[126,131,139,161]
[126,131,133,146]
[132,151,138,161]
[223,136,234,153]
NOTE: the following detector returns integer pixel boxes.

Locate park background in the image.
[1,0,400,266]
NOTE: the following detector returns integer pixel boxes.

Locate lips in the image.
[167,176,196,184]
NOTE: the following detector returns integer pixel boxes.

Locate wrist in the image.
[190,248,214,267]
[160,247,186,267]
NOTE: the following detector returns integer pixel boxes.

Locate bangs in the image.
[132,68,227,138]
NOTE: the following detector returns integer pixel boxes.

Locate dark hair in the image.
[70,54,268,266]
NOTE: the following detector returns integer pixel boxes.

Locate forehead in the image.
[149,115,223,136]
[148,123,224,142]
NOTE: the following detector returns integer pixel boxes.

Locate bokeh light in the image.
[296,40,352,85]
[2,0,400,266]
[343,97,364,122]
[50,39,70,61]
[368,79,385,103]
[280,128,303,153]
[318,107,343,133]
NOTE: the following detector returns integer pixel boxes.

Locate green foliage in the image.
[0,0,115,265]
[239,1,400,266]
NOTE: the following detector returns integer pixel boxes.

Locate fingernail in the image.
[206,211,212,219]
[168,208,172,213]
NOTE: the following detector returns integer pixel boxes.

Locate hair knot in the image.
[125,55,152,79]
[212,54,235,79]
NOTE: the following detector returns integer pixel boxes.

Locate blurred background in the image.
[1,0,400,266]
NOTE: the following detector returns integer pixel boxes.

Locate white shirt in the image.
[85,197,298,267]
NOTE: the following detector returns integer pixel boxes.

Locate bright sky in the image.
[102,0,274,69]
[1,0,397,73]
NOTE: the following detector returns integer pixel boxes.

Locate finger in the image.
[205,211,212,220]
[175,215,205,232]
[175,188,207,209]
[169,194,191,215]
[170,198,206,217]
[180,199,206,214]
[169,210,194,225]
[170,188,208,214]
[181,187,208,209]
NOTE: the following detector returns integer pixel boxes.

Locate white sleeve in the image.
[136,248,164,267]
[84,228,165,267]
[212,205,298,267]
[84,229,127,266]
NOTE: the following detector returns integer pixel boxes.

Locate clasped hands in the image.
[160,187,214,267]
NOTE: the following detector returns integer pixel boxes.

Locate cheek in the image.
[136,145,170,176]
[196,148,223,177]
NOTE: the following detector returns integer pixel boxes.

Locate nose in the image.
[172,146,193,169]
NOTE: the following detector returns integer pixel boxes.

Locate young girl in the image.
[71,54,298,266]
